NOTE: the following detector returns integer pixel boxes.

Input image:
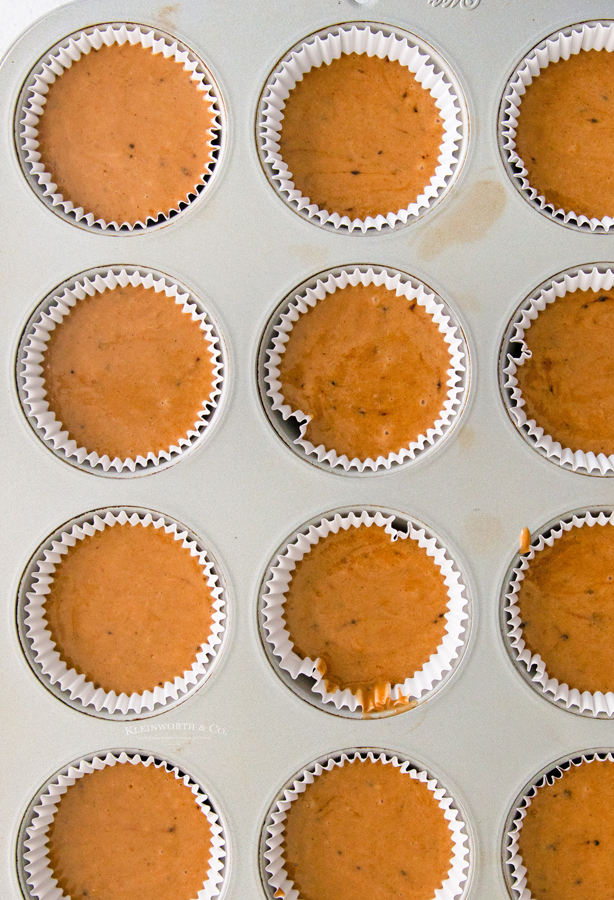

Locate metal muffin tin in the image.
[3,1,614,899]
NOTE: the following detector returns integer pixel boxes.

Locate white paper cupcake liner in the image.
[261,509,469,716]
[501,265,614,475]
[262,266,468,474]
[17,266,225,476]
[500,21,614,232]
[20,750,227,900]
[262,749,470,900]
[505,750,614,900]
[16,23,224,232]
[18,508,227,718]
[258,23,466,233]
[503,509,614,717]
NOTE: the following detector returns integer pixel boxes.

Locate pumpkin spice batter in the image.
[278,52,444,219]
[513,49,614,220]
[41,283,215,461]
[36,41,217,223]
[516,523,614,695]
[47,762,212,900]
[43,523,215,695]
[518,759,614,900]
[282,758,453,900]
[515,288,614,456]
[283,523,449,712]
[277,282,451,461]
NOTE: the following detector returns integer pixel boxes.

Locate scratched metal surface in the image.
[2,1,614,898]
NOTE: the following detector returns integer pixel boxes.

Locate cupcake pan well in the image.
[4,3,614,900]
[17,265,227,476]
[17,507,228,719]
[15,23,226,232]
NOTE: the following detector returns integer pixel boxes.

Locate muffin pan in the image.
[4,2,614,900]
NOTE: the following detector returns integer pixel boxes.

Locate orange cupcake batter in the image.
[278,52,443,219]
[277,282,451,460]
[282,758,453,900]
[283,523,449,712]
[36,41,216,223]
[515,288,614,456]
[47,762,212,900]
[42,283,215,460]
[518,759,614,900]
[44,523,215,695]
[516,523,614,694]
[513,49,614,219]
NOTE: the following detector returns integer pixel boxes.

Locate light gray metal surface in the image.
[2,1,614,899]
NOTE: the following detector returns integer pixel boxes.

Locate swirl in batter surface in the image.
[516,523,614,694]
[518,759,614,900]
[515,288,614,456]
[513,49,614,219]
[277,282,450,461]
[36,41,217,223]
[41,283,215,461]
[283,523,449,712]
[47,762,212,900]
[278,53,444,219]
[43,523,215,695]
[282,758,453,900]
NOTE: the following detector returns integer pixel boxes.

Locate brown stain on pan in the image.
[419,179,507,259]
[155,4,180,31]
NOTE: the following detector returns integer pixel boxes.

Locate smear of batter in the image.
[517,523,614,694]
[513,49,614,219]
[279,52,443,219]
[47,763,212,900]
[44,523,215,695]
[36,41,216,223]
[515,287,614,456]
[282,758,452,900]
[42,283,215,461]
[518,759,614,900]
[277,282,451,461]
[283,523,449,710]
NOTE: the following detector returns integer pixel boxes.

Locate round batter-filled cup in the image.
[503,509,614,717]
[19,750,227,900]
[17,266,225,476]
[18,508,227,718]
[501,265,614,476]
[261,266,468,474]
[257,23,467,233]
[505,750,614,900]
[500,21,614,231]
[260,508,469,717]
[262,749,470,900]
[16,23,224,232]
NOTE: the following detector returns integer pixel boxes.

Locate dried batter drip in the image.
[43,523,215,695]
[513,49,614,219]
[277,282,450,461]
[515,288,614,456]
[516,523,614,694]
[41,283,215,461]
[282,758,452,900]
[36,41,216,223]
[278,52,443,219]
[283,523,449,710]
[47,763,212,900]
